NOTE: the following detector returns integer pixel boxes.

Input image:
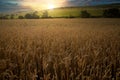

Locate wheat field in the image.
[0,19,120,80]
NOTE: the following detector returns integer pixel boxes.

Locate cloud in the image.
[0,0,120,12]
[0,0,30,12]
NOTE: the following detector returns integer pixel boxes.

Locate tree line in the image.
[0,11,49,19]
[80,8,120,18]
[0,8,120,19]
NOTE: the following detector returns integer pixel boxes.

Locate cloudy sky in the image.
[0,0,120,12]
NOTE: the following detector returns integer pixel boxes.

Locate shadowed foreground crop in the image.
[0,19,120,80]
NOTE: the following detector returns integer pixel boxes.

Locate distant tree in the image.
[25,13,32,19]
[32,11,39,19]
[0,14,9,19]
[33,11,38,15]
[103,8,120,18]
[24,12,39,19]
[42,10,48,18]
[18,15,24,19]
[0,16,3,19]
[80,10,91,18]
[10,14,14,19]
[68,14,75,18]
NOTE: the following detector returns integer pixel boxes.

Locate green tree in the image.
[32,11,39,19]
[24,12,39,19]
[42,10,48,18]
[25,13,32,19]
[18,16,24,19]
[103,8,120,18]
[0,14,9,19]
[80,10,91,18]
[10,14,14,19]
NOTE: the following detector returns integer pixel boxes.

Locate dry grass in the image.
[0,19,120,80]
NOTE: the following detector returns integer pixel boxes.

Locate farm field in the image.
[1,4,120,19]
[13,7,104,18]
[40,7,103,17]
[0,19,120,80]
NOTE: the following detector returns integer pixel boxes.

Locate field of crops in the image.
[0,19,120,80]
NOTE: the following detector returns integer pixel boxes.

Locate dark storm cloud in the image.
[0,0,30,12]
[66,0,120,6]
[0,0,20,7]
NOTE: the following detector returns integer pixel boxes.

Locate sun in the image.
[47,4,55,9]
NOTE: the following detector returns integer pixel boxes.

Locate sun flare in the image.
[21,0,63,10]
[47,4,55,9]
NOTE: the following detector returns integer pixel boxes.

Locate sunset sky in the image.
[0,0,120,12]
